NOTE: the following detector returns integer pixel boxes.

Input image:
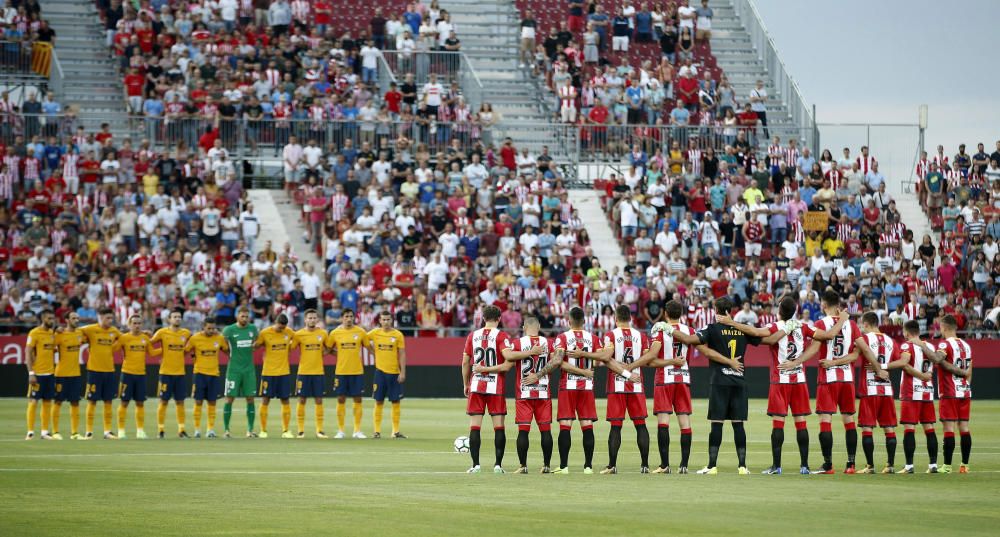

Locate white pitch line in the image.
[0,467,998,476]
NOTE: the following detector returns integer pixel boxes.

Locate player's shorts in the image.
[225,368,257,398]
[556,389,598,421]
[259,375,292,399]
[815,382,856,415]
[296,374,326,398]
[86,371,117,402]
[900,400,936,425]
[467,392,506,416]
[28,375,56,400]
[707,384,749,421]
[858,395,897,428]
[515,398,552,427]
[939,398,971,422]
[653,384,693,415]
[118,373,147,403]
[158,374,187,402]
[192,373,222,402]
[606,392,648,423]
[766,383,812,417]
[333,374,364,397]
[55,376,82,402]
[373,369,403,403]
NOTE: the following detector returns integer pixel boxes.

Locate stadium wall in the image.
[1,337,997,398]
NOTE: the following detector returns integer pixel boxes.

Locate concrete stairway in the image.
[247,190,324,270]
[44,0,130,139]
[568,190,627,272]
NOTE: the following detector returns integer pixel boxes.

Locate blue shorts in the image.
[373,370,403,403]
[55,376,83,402]
[158,374,187,402]
[260,375,292,399]
[296,375,326,398]
[192,374,222,402]
[29,375,56,400]
[333,375,364,397]
[86,371,117,402]
[118,373,147,403]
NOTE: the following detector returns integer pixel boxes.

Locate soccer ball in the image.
[454,436,470,453]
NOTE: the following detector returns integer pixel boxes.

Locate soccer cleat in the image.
[194,431,201,439]
[224,431,232,439]
[582,467,594,475]
[515,466,529,474]
[677,466,688,474]
[281,431,295,439]
[800,467,811,475]
[104,432,117,440]
[540,466,552,474]
[738,467,751,475]
[316,432,328,439]
[207,430,217,438]
[335,431,346,439]
[247,431,258,438]
[50,432,63,440]
[844,464,857,474]
[392,432,408,439]
[858,465,875,474]
[258,431,268,438]
[696,467,718,475]
[812,467,835,475]
[901,465,914,474]
[762,466,782,475]
[83,432,94,440]
[939,464,952,474]
[178,431,190,438]
[959,465,969,474]
[652,466,671,474]
[372,432,381,439]
[494,465,505,474]
[880,466,895,474]
[24,432,34,440]
[157,431,165,439]
[600,466,617,475]
[926,465,938,474]
[297,432,306,439]
[40,432,53,440]
[70,433,80,440]
[136,430,148,440]
[353,432,367,439]
[466,465,481,474]
[553,467,570,474]
[118,431,127,440]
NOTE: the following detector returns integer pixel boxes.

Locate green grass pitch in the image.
[1,398,999,536]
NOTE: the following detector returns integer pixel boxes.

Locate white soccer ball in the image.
[454,436,470,453]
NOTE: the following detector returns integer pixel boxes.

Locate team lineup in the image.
[23,307,407,441]
[461,293,974,476]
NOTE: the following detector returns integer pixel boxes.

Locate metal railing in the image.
[379,50,484,110]
[0,40,41,77]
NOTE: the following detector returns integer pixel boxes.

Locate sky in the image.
[753,0,1000,157]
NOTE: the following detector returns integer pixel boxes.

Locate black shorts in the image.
[707,384,749,421]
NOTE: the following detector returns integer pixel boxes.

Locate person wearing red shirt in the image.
[95,124,113,145]
[11,245,31,277]
[500,138,517,171]
[136,26,155,53]
[710,278,729,298]
[587,102,609,151]
[384,83,402,117]
[676,73,699,110]
[199,127,220,153]
[372,259,392,292]
[737,103,758,132]
[124,268,145,298]
[123,68,145,114]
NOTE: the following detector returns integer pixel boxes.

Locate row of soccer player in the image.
[460,293,973,475]
[24,307,408,440]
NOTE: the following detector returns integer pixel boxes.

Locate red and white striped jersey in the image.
[603,327,648,394]
[513,335,553,400]
[857,155,877,175]
[767,144,784,165]
[688,306,715,331]
[859,332,898,397]
[836,222,852,242]
[652,323,693,385]
[553,329,599,391]
[765,322,816,384]
[559,85,577,109]
[914,158,930,180]
[758,312,777,327]
[686,149,703,176]
[898,341,934,401]
[825,168,843,190]
[809,316,860,384]
[922,277,940,295]
[936,338,972,399]
[903,302,919,321]
[464,327,512,395]
[932,153,949,171]
[783,147,799,168]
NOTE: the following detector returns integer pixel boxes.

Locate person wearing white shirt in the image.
[463,156,488,188]
[395,212,416,234]
[137,206,159,245]
[654,228,679,262]
[299,263,322,308]
[556,230,576,257]
[516,149,536,176]
[424,254,449,292]
[677,1,696,30]
[360,42,381,84]
[282,136,304,184]
[302,140,323,175]
[421,74,444,111]
[436,15,454,49]
[518,226,539,254]
[239,204,260,254]
[372,153,393,186]
[439,224,460,258]
[522,198,541,229]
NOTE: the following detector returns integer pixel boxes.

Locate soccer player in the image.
[503,316,563,474]
[112,315,159,439]
[222,307,260,438]
[326,309,370,438]
[695,297,756,475]
[926,315,973,474]
[551,306,604,474]
[53,312,86,439]
[897,320,940,473]
[255,313,298,438]
[151,308,192,438]
[632,300,725,474]
[855,312,905,474]
[25,310,57,440]
[81,308,123,439]
[185,317,229,438]
[718,298,847,475]
[463,304,546,473]
[294,309,329,438]
[367,310,407,439]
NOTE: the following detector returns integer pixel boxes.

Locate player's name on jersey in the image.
[720,329,744,337]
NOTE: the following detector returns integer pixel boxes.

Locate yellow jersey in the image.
[294,328,327,376]
[114,332,158,375]
[367,328,405,374]
[152,327,192,376]
[80,324,122,373]
[25,326,57,376]
[325,325,369,376]
[184,332,228,376]
[54,329,86,377]
[256,326,297,376]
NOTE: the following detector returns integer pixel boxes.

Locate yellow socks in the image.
[194,403,203,430]
[260,403,269,432]
[207,403,216,430]
[70,404,80,435]
[52,403,62,434]
[281,401,291,432]
[374,402,384,434]
[157,402,167,432]
[86,401,96,434]
[117,404,127,431]
[176,403,186,432]
[337,401,346,432]
[41,400,52,433]
[297,402,306,433]
[391,402,401,435]
[315,403,324,433]
[26,400,37,433]
[102,402,113,432]
[135,405,145,430]
[353,402,363,433]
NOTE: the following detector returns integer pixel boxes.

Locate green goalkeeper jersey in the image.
[222,323,259,375]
